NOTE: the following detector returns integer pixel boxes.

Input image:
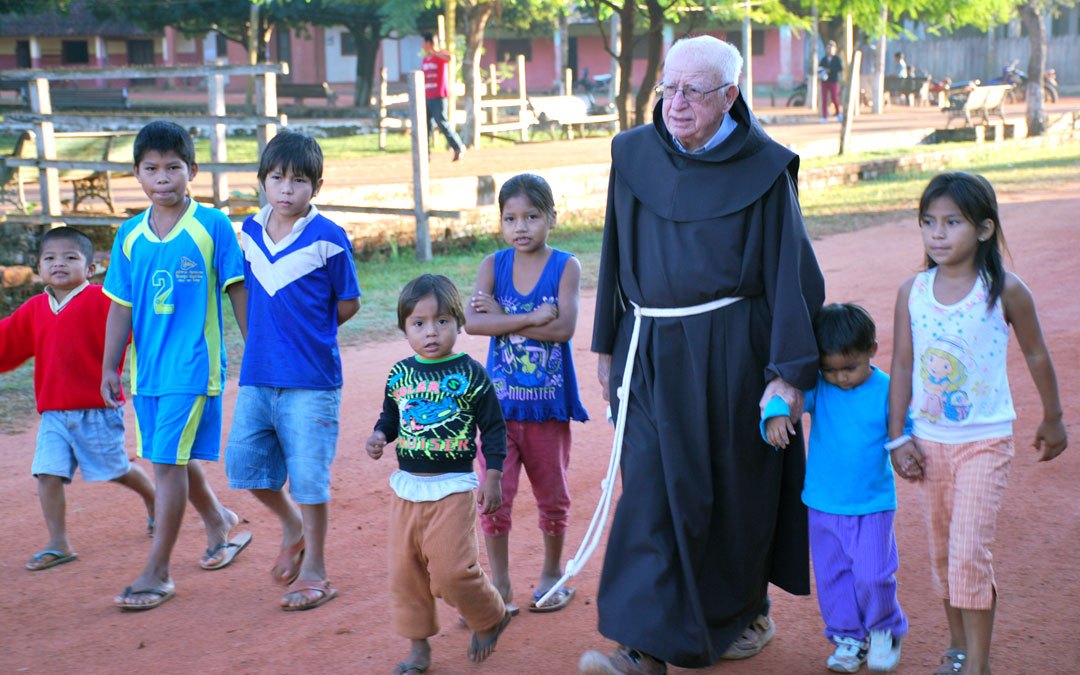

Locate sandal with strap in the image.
[932,648,966,674]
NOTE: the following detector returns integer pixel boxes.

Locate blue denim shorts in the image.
[132,394,223,465]
[32,407,129,483]
[225,386,342,504]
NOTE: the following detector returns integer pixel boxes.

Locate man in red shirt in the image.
[422,32,465,161]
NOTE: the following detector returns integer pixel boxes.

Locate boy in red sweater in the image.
[0,227,156,571]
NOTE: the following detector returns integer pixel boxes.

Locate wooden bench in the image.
[50,87,130,110]
[884,75,931,106]
[942,84,1011,128]
[1,130,136,212]
[527,95,618,140]
[278,82,339,107]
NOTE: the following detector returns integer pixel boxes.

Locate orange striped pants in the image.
[916,436,1013,610]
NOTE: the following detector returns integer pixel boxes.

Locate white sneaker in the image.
[867,630,901,672]
[827,636,868,673]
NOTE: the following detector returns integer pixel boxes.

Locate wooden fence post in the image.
[208,69,229,211]
[408,70,432,263]
[516,54,529,142]
[255,70,279,207]
[27,78,62,221]
[379,67,389,150]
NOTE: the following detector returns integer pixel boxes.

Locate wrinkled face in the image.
[405,294,459,360]
[134,149,195,208]
[500,193,554,255]
[661,50,739,153]
[262,164,321,223]
[38,238,92,291]
[820,349,875,390]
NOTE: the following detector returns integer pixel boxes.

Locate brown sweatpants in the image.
[390,490,506,639]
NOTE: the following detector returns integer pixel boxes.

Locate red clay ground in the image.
[1,184,1078,674]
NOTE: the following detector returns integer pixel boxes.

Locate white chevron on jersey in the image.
[241,232,347,297]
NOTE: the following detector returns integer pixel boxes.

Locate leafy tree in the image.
[0,1,70,39]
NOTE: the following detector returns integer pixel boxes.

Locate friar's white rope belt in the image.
[534,295,745,608]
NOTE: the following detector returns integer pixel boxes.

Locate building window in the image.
[726,30,764,56]
[61,40,90,65]
[216,32,228,57]
[496,38,532,63]
[15,40,31,68]
[341,31,357,56]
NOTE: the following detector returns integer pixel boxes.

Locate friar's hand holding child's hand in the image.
[477,469,503,515]
[366,430,387,460]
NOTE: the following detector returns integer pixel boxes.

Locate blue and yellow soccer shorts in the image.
[132,394,222,465]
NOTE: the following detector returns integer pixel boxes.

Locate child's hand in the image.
[366,431,387,460]
[890,441,925,482]
[477,469,503,515]
[100,371,123,409]
[530,302,558,326]
[765,416,794,448]
[1033,416,1067,462]
[469,290,501,315]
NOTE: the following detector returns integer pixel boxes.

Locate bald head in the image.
[664,36,743,88]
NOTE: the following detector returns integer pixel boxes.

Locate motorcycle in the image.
[988,60,1058,104]
[573,69,616,115]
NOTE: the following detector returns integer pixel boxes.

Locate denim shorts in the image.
[132,394,223,465]
[225,386,342,504]
[32,407,129,483]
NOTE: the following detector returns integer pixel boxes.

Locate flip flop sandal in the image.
[933,648,966,674]
[529,586,576,612]
[146,517,155,538]
[394,663,428,674]
[26,549,78,571]
[115,586,176,611]
[200,531,253,570]
[458,604,519,627]
[271,536,305,585]
[468,610,513,662]
[281,579,339,611]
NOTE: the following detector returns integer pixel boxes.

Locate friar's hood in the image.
[610,92,799,221]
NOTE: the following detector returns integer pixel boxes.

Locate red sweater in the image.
[0,285,124,413]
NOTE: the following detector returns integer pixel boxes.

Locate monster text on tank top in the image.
[486,248,589,423]
[908,268,1015,443]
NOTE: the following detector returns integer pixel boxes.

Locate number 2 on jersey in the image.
[152,270,175,314]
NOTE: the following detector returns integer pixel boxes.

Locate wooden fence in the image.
[895,35,1080,85]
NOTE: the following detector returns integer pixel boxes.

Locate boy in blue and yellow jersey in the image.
[101,121,252,611]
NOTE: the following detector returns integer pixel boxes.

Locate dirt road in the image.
[1,184,1077,674]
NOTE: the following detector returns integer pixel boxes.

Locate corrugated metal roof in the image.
[0,1,160,38]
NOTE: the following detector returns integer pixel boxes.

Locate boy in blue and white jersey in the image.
[225,131,361,612]
[102,121,251,611]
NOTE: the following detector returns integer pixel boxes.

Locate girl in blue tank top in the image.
[465,173,588,614]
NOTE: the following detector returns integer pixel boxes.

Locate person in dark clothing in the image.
[819,40,844,122]
[578,35,825,675]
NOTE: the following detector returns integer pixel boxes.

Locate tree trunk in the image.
[614,0,636,130]
[461,3,494,148]
[348,20,381,107]
[632,0,665,126]
[1018,3,1046,136]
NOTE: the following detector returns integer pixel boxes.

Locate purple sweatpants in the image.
[808,507,909,642]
